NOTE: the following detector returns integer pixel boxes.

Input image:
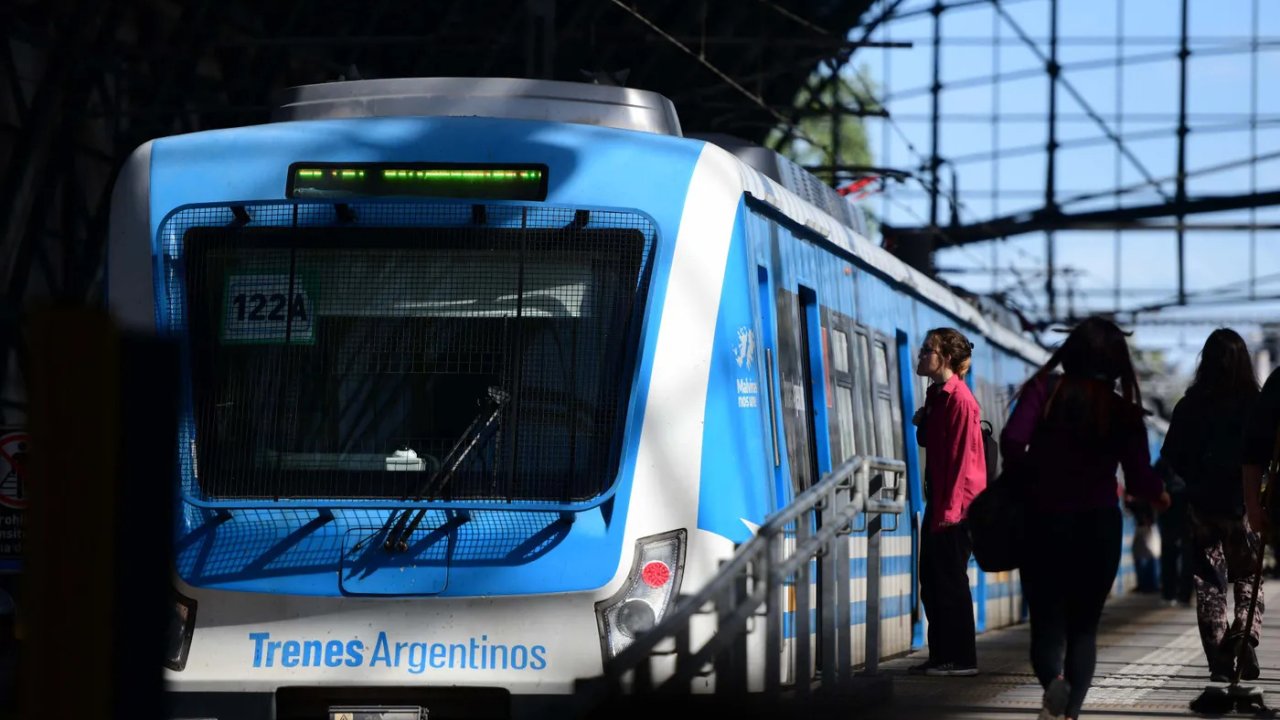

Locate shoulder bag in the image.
[967,377,1060,572]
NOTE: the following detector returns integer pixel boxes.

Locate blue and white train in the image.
[105,78,1141,719]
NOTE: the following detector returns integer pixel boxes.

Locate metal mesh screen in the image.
[161,202,655,504]
[174,509,572,580]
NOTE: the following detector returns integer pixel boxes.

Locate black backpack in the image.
[979,420,999,481]
[1185,401,1248,513]
[1201,411,1246,479]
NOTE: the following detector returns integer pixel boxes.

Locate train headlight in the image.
[595,530,685,659]
[165,591,197,672]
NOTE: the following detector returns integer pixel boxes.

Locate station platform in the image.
[864,593,1279,719]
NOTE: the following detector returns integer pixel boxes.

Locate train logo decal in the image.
[0,432,28,510]
[734,326,755,369]
[734,327,761,408]
[247,631,549,673]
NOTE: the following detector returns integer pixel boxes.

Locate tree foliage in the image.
[768,64,881,182]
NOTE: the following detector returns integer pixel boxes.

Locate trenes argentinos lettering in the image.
[248,631,548,673]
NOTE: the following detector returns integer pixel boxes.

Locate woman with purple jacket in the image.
[1001,317,1170,720]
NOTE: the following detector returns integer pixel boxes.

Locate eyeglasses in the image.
[918,348,937,357]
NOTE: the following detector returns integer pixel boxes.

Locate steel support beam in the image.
[1045,0,1059,319]
[1251,0,1261,299]
[0,1,109,300]
[928,0,942,229]
[525,0,556,80]
[1175,0,1190,306]
[1114,0,1125,312]
[895,189,1280,247]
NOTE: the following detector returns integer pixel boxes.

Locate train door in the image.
[865,332,911,655]
[756,265,809,684]
[773,283,820,501]
[823,313,873,665]
[896,331,928,649]
[757,267,786,513]
[758,252,835,683]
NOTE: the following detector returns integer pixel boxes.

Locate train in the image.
[104,77,1147,719]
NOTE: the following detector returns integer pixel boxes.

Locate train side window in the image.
[873,342,890,386]
[854,330,876,457]
[831,328,849,373]
[858,334,874,397]
[872,337,905,459]
[875,399,894,457]
[835,387,857,461]
[828,326,857,463]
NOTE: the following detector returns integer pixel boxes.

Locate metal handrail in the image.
[577,452,909,713]
[862,456,908,515]
[605,454,867,670]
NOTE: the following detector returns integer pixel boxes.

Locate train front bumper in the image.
[165,587,608,719]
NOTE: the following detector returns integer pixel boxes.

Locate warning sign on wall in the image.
[0,430,27,571]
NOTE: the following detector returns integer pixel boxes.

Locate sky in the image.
[844,0,1280,375]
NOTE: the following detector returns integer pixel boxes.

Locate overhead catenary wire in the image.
[607,0,826,150]
[754,0,830,36]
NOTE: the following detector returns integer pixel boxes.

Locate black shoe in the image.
[1217,630,1261,682]
[1036,676,1070,719]
[1239,641,1260,681]
[907,659,935,675]
[1216,632,1239,671]
[925,662,979,677]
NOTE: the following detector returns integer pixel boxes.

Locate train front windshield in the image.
[174,213,652,504]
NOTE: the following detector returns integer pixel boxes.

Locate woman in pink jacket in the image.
[910,327,987,677]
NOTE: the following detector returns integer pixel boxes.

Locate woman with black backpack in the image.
[1001,317,1170,720]
[909,327,988,677]
[1161,328,1263,681]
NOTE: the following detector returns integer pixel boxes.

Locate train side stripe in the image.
[622,144,744,575]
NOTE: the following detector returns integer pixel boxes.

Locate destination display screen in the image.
[287,163,548,201]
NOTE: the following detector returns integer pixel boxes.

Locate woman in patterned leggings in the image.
[1161,328,1262,680]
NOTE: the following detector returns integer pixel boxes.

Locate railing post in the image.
[836,484,854,685]
[765,533,782,699]
[672,602,692,692]
[864,469,884,674]
[732,572,749,692]
[633,649,653,694]
[794,512,812,698]
[819,485,839,690]
[714,566,749,695]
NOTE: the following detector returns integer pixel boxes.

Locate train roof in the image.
[272,77,683,137]
[271,78,1044,364]
[712,143,1049,365]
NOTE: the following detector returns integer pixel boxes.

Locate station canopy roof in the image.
[0,0,879,316]
[65,0,878,142]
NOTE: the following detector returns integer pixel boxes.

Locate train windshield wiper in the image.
[384,386,509,552]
